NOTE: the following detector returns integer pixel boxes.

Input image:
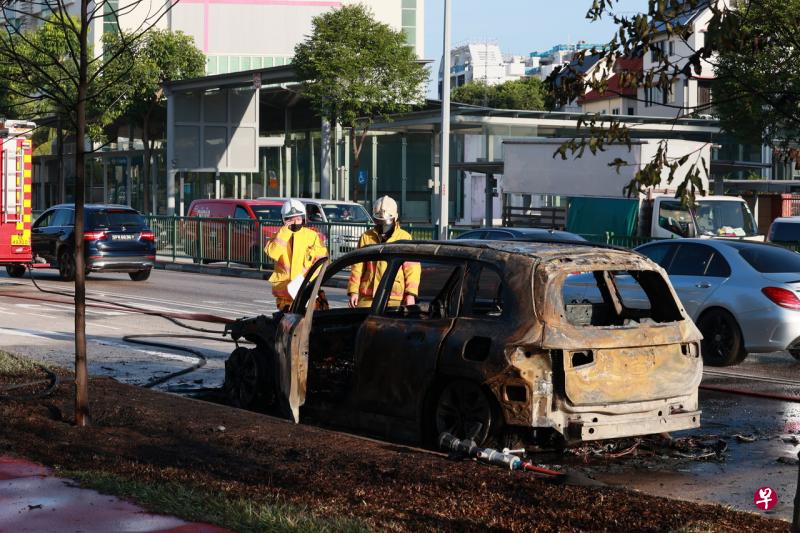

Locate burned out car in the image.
[223,241,702,447]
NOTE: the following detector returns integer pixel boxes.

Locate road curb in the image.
[155,261,270,280]
[154,261,351,289]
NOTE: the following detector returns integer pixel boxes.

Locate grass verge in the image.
[0,350,49,376]
[60,469,372,533]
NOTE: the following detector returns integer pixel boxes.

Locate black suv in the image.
[6,204,156,281]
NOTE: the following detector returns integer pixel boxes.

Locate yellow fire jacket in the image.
[347,226,421,303]
[266,226,328,301]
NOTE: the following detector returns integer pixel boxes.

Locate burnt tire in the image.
[58,250,75,281]
[790,349,800,361]
[430,379,495,447]
[5,264,25,278]
[224,347,273,411]
[697,308,747,367]
[129,269,151,282]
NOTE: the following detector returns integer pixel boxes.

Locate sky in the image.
[423,0,646,95]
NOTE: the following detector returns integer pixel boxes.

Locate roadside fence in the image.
[144,215,472,270]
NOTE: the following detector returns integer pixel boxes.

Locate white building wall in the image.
[17,1,424,74]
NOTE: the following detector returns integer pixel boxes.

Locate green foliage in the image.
[712,0,800,148]
[103,29,205,123]
[62,469,371,533]
[293,4,428,130]
[451,78,546,110]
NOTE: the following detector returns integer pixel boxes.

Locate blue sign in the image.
[358,170,367,185]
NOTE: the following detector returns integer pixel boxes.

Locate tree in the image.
[0,0,175,426]
[452,78,547,110]
[711,0,800,153]
[548,0,789,203]
[293,4,428,200]
[104,29,205,214]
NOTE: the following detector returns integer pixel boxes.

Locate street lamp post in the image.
[438,0,451,240]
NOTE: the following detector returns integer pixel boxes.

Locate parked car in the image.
[455,227,587,242]
[7,204,156,281]
[634,239,800,366]
[767,217,800,247]
[185,199,325,266]
[259,198,373,259]
[223,240,702,448]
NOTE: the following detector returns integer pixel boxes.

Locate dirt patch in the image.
[0,373,789,532]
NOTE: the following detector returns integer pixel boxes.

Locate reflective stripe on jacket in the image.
[266,226,327,300]
[347,226,421,301]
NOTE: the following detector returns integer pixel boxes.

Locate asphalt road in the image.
[0,267,798,522]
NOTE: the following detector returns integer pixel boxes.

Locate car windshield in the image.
[771,222,800,243]
[251,205,283,221]
[694,200,758,237]
[321,203,371,223]
[88,209,145,228]
[733,244,800,273]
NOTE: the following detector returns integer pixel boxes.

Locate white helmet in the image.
[281,199,305,221]
[373,195,398,223]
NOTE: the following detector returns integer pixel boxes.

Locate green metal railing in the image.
[144,215,460,269]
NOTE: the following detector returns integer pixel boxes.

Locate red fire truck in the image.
[0,120,35,277]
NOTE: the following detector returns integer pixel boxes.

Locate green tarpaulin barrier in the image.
[566,197,639,237]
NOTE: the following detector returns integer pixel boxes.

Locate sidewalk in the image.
[0,456,230,533]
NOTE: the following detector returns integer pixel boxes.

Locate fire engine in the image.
[0,120,35,276]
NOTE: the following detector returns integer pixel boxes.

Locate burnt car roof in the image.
[342,239,639,263]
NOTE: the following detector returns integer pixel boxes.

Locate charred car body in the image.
[224,241,702,446]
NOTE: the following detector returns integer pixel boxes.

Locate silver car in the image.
[635,239,800,366]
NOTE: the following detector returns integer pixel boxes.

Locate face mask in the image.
[377,220,395,236]
[289,222,303,232]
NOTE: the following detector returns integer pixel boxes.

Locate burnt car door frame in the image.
[354,255,466,429]
[274,257,329,423]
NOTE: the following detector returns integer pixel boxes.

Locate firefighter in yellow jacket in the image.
[267,199,328,311]
[348,196,421,308]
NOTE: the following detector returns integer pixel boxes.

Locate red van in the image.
[184,199,286,266]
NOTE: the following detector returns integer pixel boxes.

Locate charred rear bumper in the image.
[565,407,701,442]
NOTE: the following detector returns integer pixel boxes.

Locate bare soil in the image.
[0,374,790,532]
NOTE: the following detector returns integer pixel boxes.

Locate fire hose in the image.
[438,432,565,478]
[0,264,241,399]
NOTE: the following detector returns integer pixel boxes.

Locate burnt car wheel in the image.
[433,380,494,445]
[697,309,746,367]
[58,250,75,281]
[790,350,800,361]
[5,264,25,278]
[224,347,273,410]
[129,269,151,282]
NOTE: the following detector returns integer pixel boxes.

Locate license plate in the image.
[11,235,29,246]
[112,234,136,241]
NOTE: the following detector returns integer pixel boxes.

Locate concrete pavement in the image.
[0,456,229,533]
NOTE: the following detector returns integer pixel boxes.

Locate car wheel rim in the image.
[706,314,733,359]
[60,255,74,279]
[435,381,491,443]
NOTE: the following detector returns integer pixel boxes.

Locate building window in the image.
[668,40,674,56]
[627,107,635,115]
[612,108,620,115]
[668,82,677,104]
[644,86,653,107]
[206,56,218,75]
[402,0,417,52]
[103,0,119,35]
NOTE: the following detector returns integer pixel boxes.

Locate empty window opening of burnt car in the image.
[561,269,683,326]
[383,260,463,320]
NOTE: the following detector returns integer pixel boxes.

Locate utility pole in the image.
[437,0,451,240]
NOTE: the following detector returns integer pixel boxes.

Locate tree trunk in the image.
[74,0,90,428]
[142,110,151,214]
